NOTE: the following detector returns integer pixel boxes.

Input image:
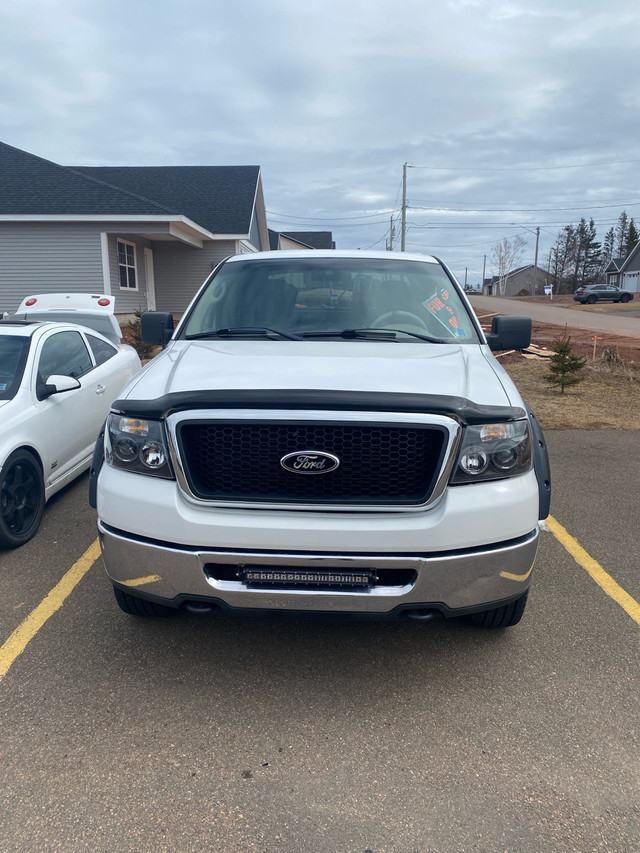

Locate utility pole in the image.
[532,226,540,296]
[387,215,395,251]
[401,162,407,252]
[481,255,486,293]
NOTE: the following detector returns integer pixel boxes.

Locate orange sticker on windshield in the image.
[424,289,467,337]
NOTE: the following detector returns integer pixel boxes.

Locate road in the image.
[469,294,640,337]
[1,433,639,853]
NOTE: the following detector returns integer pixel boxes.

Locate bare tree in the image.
[491,236,527,295]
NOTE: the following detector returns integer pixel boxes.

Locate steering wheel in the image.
[371,311,429,329]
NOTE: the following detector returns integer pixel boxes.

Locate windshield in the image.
[181,257,479,343]
[0,335,30,400]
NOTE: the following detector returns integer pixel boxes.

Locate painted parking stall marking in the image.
[545,515,640,625]
[0,539,101,683]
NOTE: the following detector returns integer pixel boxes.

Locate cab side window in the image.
[38,331,93,382]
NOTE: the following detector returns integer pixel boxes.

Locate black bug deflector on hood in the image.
[110,389,527,426]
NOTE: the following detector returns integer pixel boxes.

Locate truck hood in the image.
[123,341,516,408]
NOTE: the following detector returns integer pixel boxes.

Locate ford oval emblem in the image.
[280,450,340,474]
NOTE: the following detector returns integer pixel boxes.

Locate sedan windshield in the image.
[181,257,479,343]
[0,335,30,400]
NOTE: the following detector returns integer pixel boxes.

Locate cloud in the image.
[1,0,640,281]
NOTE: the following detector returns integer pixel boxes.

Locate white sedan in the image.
[0,294,141,548]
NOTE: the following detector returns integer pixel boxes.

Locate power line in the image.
[409,159,640,172]
[408,196,640,206]
[409,201,640,213]
[266,209,399,222]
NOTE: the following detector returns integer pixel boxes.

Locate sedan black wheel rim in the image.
[1,462,39,535]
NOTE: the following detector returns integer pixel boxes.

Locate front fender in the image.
[526,404,551,520]
[88,422,106,509]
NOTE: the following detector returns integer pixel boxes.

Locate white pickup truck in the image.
[90,251,550,628]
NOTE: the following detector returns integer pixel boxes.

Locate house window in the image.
[117,239,137,290]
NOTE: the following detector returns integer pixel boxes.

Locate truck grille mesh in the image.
[176,420,448,506]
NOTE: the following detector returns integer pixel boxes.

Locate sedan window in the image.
[87,334,118,365]
[0,336,30,400]
[38,331,93,382]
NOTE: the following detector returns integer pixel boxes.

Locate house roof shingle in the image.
[74,165,261,234]
[0,141,174,216]
[0,142,261,235]
[267,229,335,250]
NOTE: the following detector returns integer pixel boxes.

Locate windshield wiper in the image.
[302,328,448,343]
[185,327,303,341]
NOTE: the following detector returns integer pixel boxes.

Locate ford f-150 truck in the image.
[90,250,550,627]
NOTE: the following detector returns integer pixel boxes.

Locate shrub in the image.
[544,330,586,394]
[123,309,158,361]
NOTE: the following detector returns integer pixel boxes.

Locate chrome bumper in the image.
[98,522,539,617]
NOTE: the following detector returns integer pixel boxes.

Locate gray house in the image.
[604,243,640,292]
[483,264,549,297]
[268,229,335,250]
[0,141,270,316]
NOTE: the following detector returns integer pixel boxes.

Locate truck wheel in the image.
[0,450,45,549]
[113,585,175,617]
[469,590,528,628]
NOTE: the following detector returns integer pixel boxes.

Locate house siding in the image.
[106,234,151,314]
[0,222,104,313]
[150,240,236,313]
[621,243,640,292]
[0,220,181,314]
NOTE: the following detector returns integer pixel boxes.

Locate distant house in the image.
[0,141,270,316]
[268,229,335,250]
[604,243,640,292]
[483,264,549,297]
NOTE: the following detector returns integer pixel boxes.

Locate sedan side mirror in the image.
[39,374,81,400]
[141,311,175,348]
[485,315,532,351]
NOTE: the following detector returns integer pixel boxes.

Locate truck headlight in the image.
[451,420,532,484]
[106,414,174,479]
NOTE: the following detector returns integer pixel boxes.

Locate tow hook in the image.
[405,609,440,622]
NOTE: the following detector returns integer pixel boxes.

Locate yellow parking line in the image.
[546,515,640,625]
[121,574,162,587]
[0,538,101,684]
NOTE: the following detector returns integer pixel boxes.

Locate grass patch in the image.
[568,301,640,313]
[504,358,640,430]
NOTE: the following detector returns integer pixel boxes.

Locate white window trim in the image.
[117,238,139,291]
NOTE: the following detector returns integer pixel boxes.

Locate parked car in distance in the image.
[0,295,141,548]
[573,284,634,304]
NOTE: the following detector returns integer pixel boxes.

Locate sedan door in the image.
[30,329,103,488]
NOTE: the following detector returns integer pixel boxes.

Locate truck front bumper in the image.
[99,522,539,618]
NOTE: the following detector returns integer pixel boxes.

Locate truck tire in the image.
[113,585,175,617]
[469,590,528,628]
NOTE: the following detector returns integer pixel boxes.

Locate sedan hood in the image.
[122,341,517,408]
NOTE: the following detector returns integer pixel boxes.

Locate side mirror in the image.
[485,315,532,351]
[39,374,81,400]
[141,311,174,347]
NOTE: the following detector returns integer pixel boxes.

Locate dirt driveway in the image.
[469,295,640,362]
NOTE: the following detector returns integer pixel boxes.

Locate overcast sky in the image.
[1,0,639,284]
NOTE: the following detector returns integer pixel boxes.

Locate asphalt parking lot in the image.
[1,431,639,853]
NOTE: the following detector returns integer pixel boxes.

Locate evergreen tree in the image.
[544,331,586,395]
[600,227,616,277]
[625,218,639,256]
[615,211,629,256]
[580,218,601,285]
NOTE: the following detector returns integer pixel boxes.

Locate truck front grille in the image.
[175,420,449,506]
